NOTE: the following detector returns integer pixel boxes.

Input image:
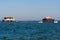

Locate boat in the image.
[42,16,54,23]
[2,16,16,22]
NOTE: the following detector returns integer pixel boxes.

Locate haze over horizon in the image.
[0,0,60,20]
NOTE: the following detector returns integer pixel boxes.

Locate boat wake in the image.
[38,21,43,23]
[54,21,58,23]
[38,21,58,23]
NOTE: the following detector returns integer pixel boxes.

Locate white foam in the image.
[38,21,43,23]
[54,21,58,23]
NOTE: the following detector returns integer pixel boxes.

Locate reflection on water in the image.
[0,21,60,40]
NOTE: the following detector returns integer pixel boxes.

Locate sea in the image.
[0,21,60,40]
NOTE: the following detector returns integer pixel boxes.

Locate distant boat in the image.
[2,16,16,22]
[42,16,54,23]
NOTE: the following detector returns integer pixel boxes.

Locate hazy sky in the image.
[0,0,60,20]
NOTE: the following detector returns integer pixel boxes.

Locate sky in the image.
[0,0,60,20]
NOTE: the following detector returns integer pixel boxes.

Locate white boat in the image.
[2,16,16,22]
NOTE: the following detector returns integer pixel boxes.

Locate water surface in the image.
[0,21,60,40]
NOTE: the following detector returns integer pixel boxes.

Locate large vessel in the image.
[42,16,54,22]
[2,16,16,22]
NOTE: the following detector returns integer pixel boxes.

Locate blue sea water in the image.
[0,21,60,40]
